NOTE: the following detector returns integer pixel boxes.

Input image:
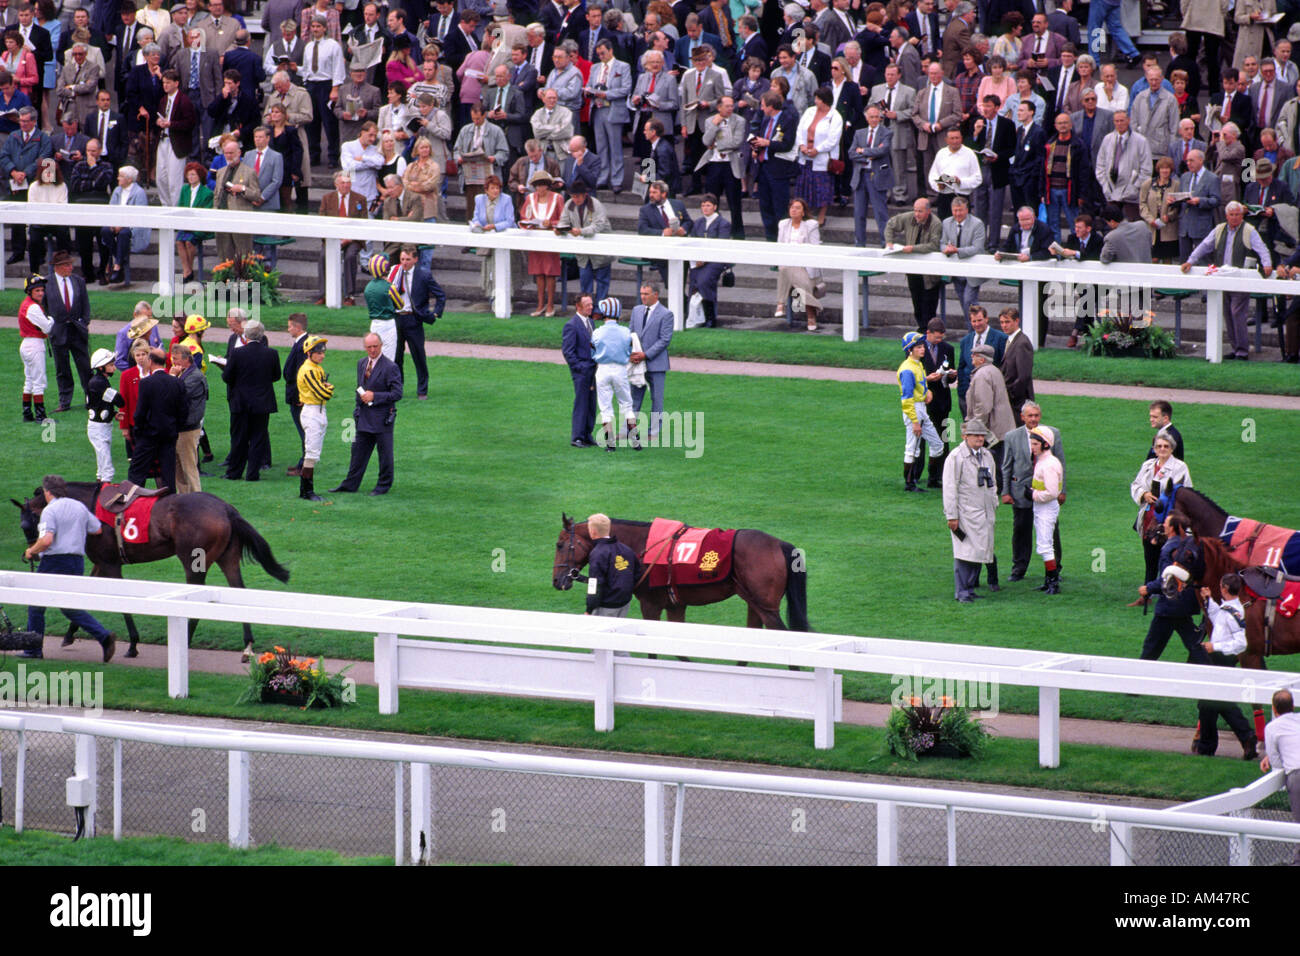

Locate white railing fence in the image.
[0,712,1294,865]
[0,202,1271,362]
[2,571,1297,769]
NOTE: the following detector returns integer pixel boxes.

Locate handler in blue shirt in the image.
[1136,512,1210,665]
[21,475,116,661]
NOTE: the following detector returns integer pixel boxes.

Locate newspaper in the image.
[349,38,384,71]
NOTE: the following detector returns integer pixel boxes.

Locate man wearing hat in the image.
[1027,423,1064,594]
[1242,157,1295,282]
[897,330,945,492]
[46,250,92,413]
[556,177,613,301]
[18,274,51,423]
[329,331,402,495]
[86,348,126,481]
[296,334,334,501]
[964,340,1014,484]
[113,302,162,370]
[363,253,399,361]
[679,44,726,196]
[942,419,998,603]
[591,296,640,451]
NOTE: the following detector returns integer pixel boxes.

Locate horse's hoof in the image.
[125,646,138,659]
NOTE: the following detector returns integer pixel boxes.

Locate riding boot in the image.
[22,397,33,421]
[910,459,927,491]
[299,467,322,502]
[33,400,47,422]
[904,460,918,491]
[926,454,945,488]
[199,429,214,462]
[1043,568,1061,595]
[986,558,1000,591]
[1035,569,1050,591]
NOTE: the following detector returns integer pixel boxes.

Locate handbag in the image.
[721,266,735,287]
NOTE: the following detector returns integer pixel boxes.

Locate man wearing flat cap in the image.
[943,418,999,603]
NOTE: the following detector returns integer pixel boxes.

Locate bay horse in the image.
[13,482,290,659]
[551,514,808,630]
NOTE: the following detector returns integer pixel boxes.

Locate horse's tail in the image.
[228,508,291,583]
[779,541,809,632]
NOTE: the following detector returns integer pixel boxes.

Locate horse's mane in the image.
[610,519,652,528]
[1177,486,1230,519]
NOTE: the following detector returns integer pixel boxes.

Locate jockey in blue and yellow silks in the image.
[898,331,945,492]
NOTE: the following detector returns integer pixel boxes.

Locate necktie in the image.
[956,223,962,246]
[190,49,199,87]
[213,17,220,33]
[930,87,938,124]
[696,72,702,96]
[589,33,596,60]
[1037,35,1045,55]
[1056,72,1067,112]
[62,278,70,310]
[647,72,656,95]
[660,204,668,226]
[365,359,374,379]
[1223,94,1231,121]
[1191,170,1199,191]
[255,151,262,173]
[1183,140,1189,164]
[496,87,505,110]
[1110,134,1122,182]
[1259,84,1270,126]
[99,112,106,144]
[338,192,347,214]
[976,332,983,347]
[866,126,874,148]
[312,41,319,73]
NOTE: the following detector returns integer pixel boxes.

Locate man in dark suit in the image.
[560,134,601,191]
[441,9,481,70]
[920,317,957,488]
[83,89,127,169]
[1007,99,1045,215]
[1047,0,1081,47]
[957,304,1007,416]
[734,16,767,74]
[674,14,723,71]
[561,292,597,446]
[222,30,266,100]
[482,63,529,163]
[48,114,89,185]
[388,244,443,400]
[1056,212,1103,347]
[114,5,143,93]
[637,179,691,284]
[641,118,679,195]
[749,90,798,242]
[997,205,1053,347]
[129,347,186,490]
[904,0,941,60]
[155,70,198,207]
[520,28,552,87]
[794,25,831,85]
[45,252,92,412]
[547,0,586,46]
[577,5,611,64]
[16,2,52,124]
[1210,70,1255,148]
[221,318,281,481]
[996,304,1035,424]
[971,94,1016,251]
[330,333,403,494]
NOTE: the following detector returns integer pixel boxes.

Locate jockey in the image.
[898,331,944,492]
[1028,425,1063,595]
[18,274,51,423]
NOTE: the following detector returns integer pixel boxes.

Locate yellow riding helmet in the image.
[184,314,210,334]
[304,335,329,354]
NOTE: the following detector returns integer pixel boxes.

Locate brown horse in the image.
[551,514,808,630]
[14,482,290,659]
[1196,535,1300,670]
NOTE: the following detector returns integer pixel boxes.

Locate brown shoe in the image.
[1067,332,1079,348]
[343,297,355,306]
[313,297,326,305]
[101,633,116,663]
[1126,597,1147,607]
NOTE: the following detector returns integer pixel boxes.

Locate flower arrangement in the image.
[1082,310,1177,359]
[239,645,352,709]
[885,696,989,761]
[209,253,283,306]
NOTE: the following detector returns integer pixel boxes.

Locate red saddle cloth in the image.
[643,517,737,588]
[94,496,159,545]
[1241,581,1300,618]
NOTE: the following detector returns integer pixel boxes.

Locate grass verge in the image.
[0,826,389,865]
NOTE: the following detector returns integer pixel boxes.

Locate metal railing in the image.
[0,711,1294,865]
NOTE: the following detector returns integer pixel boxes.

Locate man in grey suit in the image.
[174,28,223,156]
[698,95,748,238]
[483,64,530,165]
[1128,64,1179,163]
[912,63,962,201]
[679,45,727,195]
[1167,118,1207,175]
[630,50,679,150]
[870,65,915,203]
[849,105,893,245]
[629,281,674,440]
[1070,95,1113,161]
[544,47,584,131]
[1176,149,1220,260]
[245,127,285,266]
[588,39,632,191]
[1000,399,1065,581]
[940,196,986,317]
[890,27,923,89]
[1099,202,1152,264]
[1093,111,1150,218]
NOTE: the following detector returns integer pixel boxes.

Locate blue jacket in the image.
[561,312,595,375]
[0,128,52,194]
[109,183,152,253]
[351,353,402,433]
[472,192,516,231]
[957,327,1007,406]
[1146,535,1205,619]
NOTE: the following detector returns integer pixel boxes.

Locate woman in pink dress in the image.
[519,171,563,316]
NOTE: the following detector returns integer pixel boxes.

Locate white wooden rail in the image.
[3,571,1297,767]
[0,711,1292,865]
[0,202,1283,362]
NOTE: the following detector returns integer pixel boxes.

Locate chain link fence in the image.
[1,726,1295,865]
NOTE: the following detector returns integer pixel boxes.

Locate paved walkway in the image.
[7,316,1289,410]
[42,635,1242,761]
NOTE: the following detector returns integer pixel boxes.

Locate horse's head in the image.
[553,512,594,590]
[12,488,45,546]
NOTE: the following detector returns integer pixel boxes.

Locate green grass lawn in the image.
[0,327,1295,794]
[1,290,1294,396]
[0,826,389,865]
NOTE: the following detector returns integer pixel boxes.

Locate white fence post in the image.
[877,800,898,866]
[813,666,834,749]
[593,649,614,732]
[228,750,250,849]
[113,739,122,841]
[946,805,957,866]
[410,762,432,864]
[1038,686,1060,768]
[14,729,25,833]
[671,784,685,866]
[158,227,176,296]
[841,269,860,342]
[1109,821,1133,865]
[74,733,98,838]
[167,615,189,699]
[375,632,398,715]
[1023,278,1040,349]
[324,238,342,308]
[1205,290,1223,363]
[644,781,666,866]
[493,248,512,318]
[1228,811,1252,866]
[393,762,404,866]
[668,258,685,331]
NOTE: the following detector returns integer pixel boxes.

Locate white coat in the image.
[943,439,998,564]
[1129,454,1192,528]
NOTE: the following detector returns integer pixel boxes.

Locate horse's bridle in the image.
[555,526,584,589]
